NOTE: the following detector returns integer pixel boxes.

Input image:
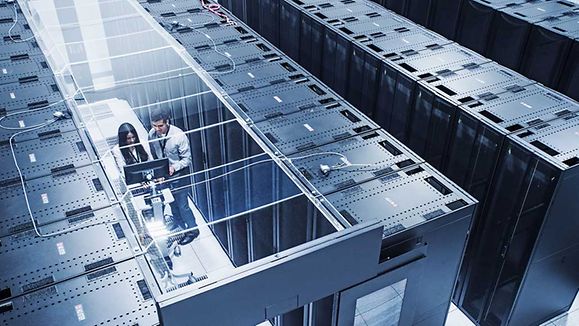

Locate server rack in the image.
[191,39,281,72]
[216,2,579,324]
[426,0,463,39]
[458,115,579,326]
[559,36,579,101]
[0,164,114,237]
[0,257,160,326]
[408,62,535,169]
[0,76,63,114]
[0,129,91,181]
[213,59,308,94]
[486,0,577,71]
[0,205,138,299]
[521,12,579,89]
[0,54,51,86]
[319,163,476,326]
[139,0,204,15]
[229,77,340,123]
[446,84,579,203]
[0,38,42,60]
[0,103,75,143]
[253,101,378,155]
[169,23,255,47]
[454,0,528,54]
[287,128,423,195]
[372,43,489,139]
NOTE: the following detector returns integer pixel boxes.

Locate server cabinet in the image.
[0,206,138,299]
[259,0,281,45]
[171,23,254,47]
[426,0,464,39]
[558,37,579,101]
[0,129,90,181]
[0,103,75,143]
[455,0,528,54]
[0,38,42,60]
[0,257,160,326]
[408,62,534,169]
[288,129,423,195]
[458,115,579,326]
[253,101,378,155]
[348,27,450,118]
[379,0,407,15]
[0,164,113,237]
[139,0,204,15]
[152,9,221,28]
[229,78,339,123]
[322,163,476,326]
[521,12,579,88]
[0,55,51,86]
[404,0,432,27]
[487,0,577,70]
[191,39,281,72]
[213,59,308,94]
[447,84,578,202]
[279,0,302,59]
[0,76,62,114]
[374,43,490,140]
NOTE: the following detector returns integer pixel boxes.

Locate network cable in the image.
[6,1,35,43]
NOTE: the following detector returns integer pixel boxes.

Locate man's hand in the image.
[169,165,175,176]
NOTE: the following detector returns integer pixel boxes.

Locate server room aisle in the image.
[446,294,579,326]
[155,198,236,291]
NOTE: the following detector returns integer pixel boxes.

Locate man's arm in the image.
[172,133,192,172]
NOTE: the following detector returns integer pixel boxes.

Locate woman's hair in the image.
[117,123,149,164]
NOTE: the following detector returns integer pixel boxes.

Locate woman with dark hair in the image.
[112,122,152,173]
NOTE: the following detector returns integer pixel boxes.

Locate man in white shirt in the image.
[148,110,198,245]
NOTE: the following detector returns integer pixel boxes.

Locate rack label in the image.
[10,92,15,99]
[303,124,314,132]
[75,304,86,321]
[57,242,66,255]
[29,153,36,163]
[41,193,49,204]
[273,96,282,103]
[247,72,255,78]
[18,120,25,128]
[2,68,6,74]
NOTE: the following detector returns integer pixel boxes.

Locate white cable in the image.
[8,119,116,237]
[7,2,35,43]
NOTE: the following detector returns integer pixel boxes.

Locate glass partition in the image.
[19,0,345,295]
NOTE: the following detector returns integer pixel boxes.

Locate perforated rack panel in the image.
[325,164,473,231]
[253,101,378,155]
[139,0,204,15]
[418,62,536,106]
[0,39,42,60]
[394,43,490,79]
[512,114,579,167]
[0,206,138,299]
[213,59,307,94]
[0,164,113,237]
[332,14,411,38]
[0,104,76,143]
[191,39,281,71]
[0,76,62,113]
[0,258,160,326]
[230,78,340,122]
[461,83,579,135]
[288,129,423,195]
[171,23,254,46]
[0,55,51,85]
[0,130,91,181]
